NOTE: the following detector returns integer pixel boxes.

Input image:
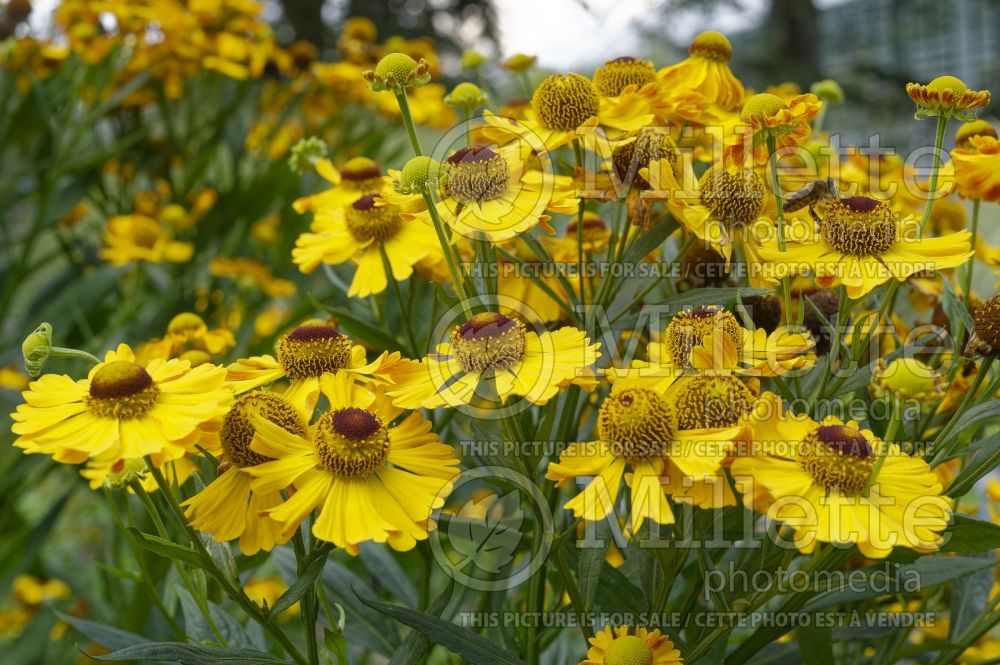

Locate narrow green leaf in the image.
[659,287,774,311]
[358,592,526,665]
[56,612,147,651]
[388,580,455,665]
[270,547,329,617]
[127,528,203,568]
[359,543,419,608]
[940,514,1000,552]
[947,432,1000,497]
[93,642,288,663]
[798,621,834,665]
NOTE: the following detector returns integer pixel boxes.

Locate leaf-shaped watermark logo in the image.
[447,491,524,574]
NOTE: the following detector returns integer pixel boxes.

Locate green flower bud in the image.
[288,137,328,174]
[810,79,845,105]
[22,323,53,379]
[444,82,489,112]
[398,156,441,195]
[364,53,432,93]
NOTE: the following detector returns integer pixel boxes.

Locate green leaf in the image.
[798,621,834,665]
[951,401,1000,439]
[388,580,455,665]
[127,528,203,568]
[55,612,147,651]
[621,217,679,265]
[311,298,405,353]
[578,518,612,611]
[359,593,526,665]
[270,547,329,617]
[659,287,774,311]
[93,643,288,664]
[940,514,1000,552]
[446,491,523,575]
[949,551,994,640]
[201,534,239,587]
[359,543,419,608]
[947,432,1000,497]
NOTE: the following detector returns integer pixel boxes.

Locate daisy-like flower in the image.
[294,190,442,298]
[906,75,990,121]
[100,214,194,266]
[582,625,683,665]
[226,320,407,412]
[727,92,823,165]
[183,391,307,555]
[966,294,1000,357]
[758,194,974,299]
[245,371,459,553]
[416,143,578,242]
[136,312,236,364]
[292,156,386,214]
[731,393,952,558]
[951,124,1000,203]
[546,380,748,531]
[869,357,944,405]
[657,30,744,111]
[590,56,658,131]
[11,343,230,469]
[387,312,600,409]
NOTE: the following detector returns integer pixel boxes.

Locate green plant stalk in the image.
[918,113,949,235]
[930,355,995,464]
[142,459,309,665]
[766,133,793,324]
[422,191,473,316]
[866,396,901,492]
[962,199,981,306]
[394,90,423,156]
[378,245,419,355]
[49,346,102,365]
[573,142,588,329]
[291,529,321,665]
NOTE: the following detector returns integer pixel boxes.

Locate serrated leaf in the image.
[359,593,526,665]
[92,642,288,663]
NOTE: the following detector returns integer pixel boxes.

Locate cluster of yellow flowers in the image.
[10,12,1000,664]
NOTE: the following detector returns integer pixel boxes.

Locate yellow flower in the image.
[547,382,747,532]
[657,31,744,111]
[244,575,300,617]
[502,53,537,73]
[870,357,944,404]
[759,195,973,299]
[460,49,487,70]
[293,157,386,214]
[0,365,30,391]
[245,371,459,553]
[183,391,307,555]
[416,143,578,242]
[226,320,408,413]
[387,312,599,409]
[293,192,443,297]
[951,133,1000,203]
[11,343,230,469]
[13,575,70,607]
[582,625,683,665]
[731,393,952,558]
[906,75,990,120]
[209,257,295,299]
[99,215,193,266]
[728,92,822,165]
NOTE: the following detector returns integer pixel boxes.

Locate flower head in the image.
[657,31,744,111]
[907,75,990,120]
[966,294,1000,356]
[364,52,431,92]
[444,81,489,112]
[870,357,944,404]
[582,625,683,665]
[593,56,656,97]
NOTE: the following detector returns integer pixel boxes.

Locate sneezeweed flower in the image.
[444,81,489,113]
[906,75,990,121]
[292,156,386,214]
[246,372,459,553]
[364,52,431,92]
[759,195,973,299]
[183,391,306,555]
[292,191,443,297]
[460,49,487,70]
[811,79,845,105]
[966,294,1000,356]
[658,30,744,111]
[728,92,823,165]
[100,214,194,266]
[731,394,952,558]
[547,384,747,531]
[226,320,407,412]
[387,312,600,409]
[140,312,235,361]
[951,125,1000,203]
[870,357,944,404]
[502,53,537,73]
[581,625,683,665]
[11,343,230,469]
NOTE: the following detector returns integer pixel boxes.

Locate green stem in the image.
[422,191,472,316]
[49,346,102,365]
[292,530,320,665]
[378,245,419,355]
[867,397,900,492]
[394,91,422,156]
[919,114,949,235]
[573,142,587,328]
[962,199,981,306]
[930,355,994,464]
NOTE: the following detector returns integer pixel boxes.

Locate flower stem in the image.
[962,198,981,306]
[394,91,423,156]
[378,245,419,355]
[422,191,472,316]
[930,355,994,465]
[919,113,949,235]
[49,346,101,365]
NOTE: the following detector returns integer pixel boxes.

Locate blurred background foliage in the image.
[0,0,998,662]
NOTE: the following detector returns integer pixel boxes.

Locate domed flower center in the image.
[664,306,743,368]
[673,376,754,430]
[339,156,383,192]
[972,294,1000,352]
[531,73,600,131]
[604,635,654,665]
[167,312,205,335]
[699,167,765,227]
[593,56,656,97]
[599,387,675,460]
[689,30,733,62]
[444,146,509,204]
[451,312,527,373]
[345,194,401,244]
[612,129,680,188]
[131,220,161,249]
[821,196,897,257]
[86,360,159,419]
[315,407,390,478]
[800,424,875,494]
[221,392,306,468]
[275,323,353,379]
